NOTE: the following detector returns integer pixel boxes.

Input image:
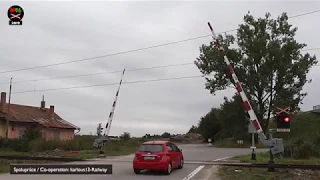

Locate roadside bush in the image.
[1,139,28,152]
[284,135,320,159]
[0,135,144,153]
[63,139,80,151]
[294,141,315,159]
[28,139,63,152]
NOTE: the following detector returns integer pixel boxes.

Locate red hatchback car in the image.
[133,140,184,175]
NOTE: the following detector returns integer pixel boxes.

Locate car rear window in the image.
[138,144,164,152]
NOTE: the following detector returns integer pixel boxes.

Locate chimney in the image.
[41,95,45,109]
[49,105,54,120]
[0,92,6,112]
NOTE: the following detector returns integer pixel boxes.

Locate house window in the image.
[53,130,60,140]
[19,130,25,139]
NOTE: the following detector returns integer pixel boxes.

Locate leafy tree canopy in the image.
[120,132,131,140]
[188,125,199,133]
[195,12,317,131]
[197,107,221,141]
[218,94,249,140]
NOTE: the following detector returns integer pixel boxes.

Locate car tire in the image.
[178,158,184,169]
[134,168,141,174]
[164,162,172,175]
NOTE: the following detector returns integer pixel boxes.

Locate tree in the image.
[120,132,131,140]
[161,132,171,138]
[197,108,221,141]
[188,125,199,133]
[195,12,317,132]
[219,94,250,140]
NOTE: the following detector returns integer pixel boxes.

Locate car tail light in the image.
[135,153,142,161]
[160,154,167,160]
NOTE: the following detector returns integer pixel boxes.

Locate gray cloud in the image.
[0,1,319,137]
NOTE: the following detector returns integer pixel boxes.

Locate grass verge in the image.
[0,140,140,174]
[0,149,99,159]
[217,152,320,180]
[218,166,320,180]
[232,152,320,164]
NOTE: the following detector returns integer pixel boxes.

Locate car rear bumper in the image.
[133,160,168,170]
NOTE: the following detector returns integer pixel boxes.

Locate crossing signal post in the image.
[97,123,103,136]
[276,107,291,132]
[96,123,104,154]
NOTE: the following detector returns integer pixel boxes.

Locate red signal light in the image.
[284,117,290,122]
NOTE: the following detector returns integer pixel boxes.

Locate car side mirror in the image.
[179,148,182,152]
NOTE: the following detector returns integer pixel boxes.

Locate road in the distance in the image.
[1,144,268,180]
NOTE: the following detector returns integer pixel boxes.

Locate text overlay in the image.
[10,164,113,174]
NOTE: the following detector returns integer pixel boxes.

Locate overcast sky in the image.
[0,1,319,137]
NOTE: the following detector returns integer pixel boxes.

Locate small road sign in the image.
[277,128,290,132]
[248,121,257,134]
[276,106,290,115]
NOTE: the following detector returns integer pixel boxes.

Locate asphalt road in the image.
[1,144,268,180]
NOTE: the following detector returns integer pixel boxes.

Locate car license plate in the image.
[144,156,155,160]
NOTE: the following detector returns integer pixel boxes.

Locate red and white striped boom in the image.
[104,68,126,137]
[207,22,268,142]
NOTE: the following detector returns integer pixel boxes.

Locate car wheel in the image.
[178,158,184,169]
[134,168,141,174]
[165,162,172,175]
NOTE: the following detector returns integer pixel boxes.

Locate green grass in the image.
[0,149,99,159]
[231,152,320,164]
[218,166,320,180]
[104,145,138,156]
[220,151,320,179]
[0,139,141,174]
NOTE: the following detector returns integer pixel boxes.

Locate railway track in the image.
[220,162,320,170]
[1,155,319,170]
[0,155,84,162]
[185,161,320,170]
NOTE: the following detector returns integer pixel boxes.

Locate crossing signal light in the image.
[97,123,103,136]
[276,112,291,129]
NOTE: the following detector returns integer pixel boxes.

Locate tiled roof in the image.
[0,104,78,129]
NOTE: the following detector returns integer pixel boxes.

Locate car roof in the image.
[142,140,170,145]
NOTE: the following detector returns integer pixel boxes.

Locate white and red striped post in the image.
[104,68,126,137]
[93,69,126,153]
[206,22,270,144]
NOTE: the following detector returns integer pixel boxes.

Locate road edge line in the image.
[212,156,231,161]
[182,165,205,180]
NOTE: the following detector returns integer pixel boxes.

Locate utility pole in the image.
[5,77,13,140]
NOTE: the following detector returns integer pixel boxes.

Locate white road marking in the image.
[212,156,230,161]
[182,165,205,180]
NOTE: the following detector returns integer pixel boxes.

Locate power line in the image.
[0,62,194,85]
[1,47,319,85]
[288,9,320,18]
[11,75,211,94]
[1,9,319,74]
